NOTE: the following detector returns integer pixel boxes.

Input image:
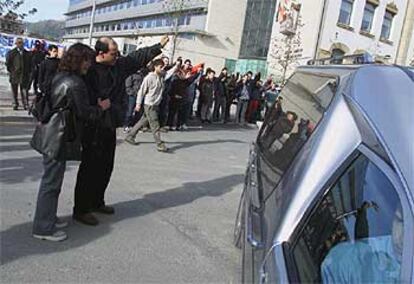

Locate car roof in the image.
[297,64,413,193]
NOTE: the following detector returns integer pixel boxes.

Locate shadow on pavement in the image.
[0,174,243,265]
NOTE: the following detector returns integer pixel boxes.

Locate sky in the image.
[20,0,68,22]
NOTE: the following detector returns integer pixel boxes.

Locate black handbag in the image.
[30,107,82,161]
[30,109,66,160]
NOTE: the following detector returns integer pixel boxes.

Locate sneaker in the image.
[159,127,168,133]
[13,105,18,110]
[123,127,130,134]
[33,230,67,242]
[169,126,175,131]
[73,213,99,226]
[181,124,188,130]
[125,136,139,145]
[157,143,169,152]
[93,205,115,215]
[55,218,69,229]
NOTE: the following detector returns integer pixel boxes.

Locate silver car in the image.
[234,63,413,283]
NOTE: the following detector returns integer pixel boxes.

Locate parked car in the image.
[233,62,413,283]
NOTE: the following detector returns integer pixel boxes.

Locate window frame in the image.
[284,145,413,283]
[337,0,354,26]
[360,1,376,33]
[380,10,395,40]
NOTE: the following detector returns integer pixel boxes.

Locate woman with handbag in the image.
[31,43,111,242]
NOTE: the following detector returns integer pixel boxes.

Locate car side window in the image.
[291,154,404,283]
[257,72,337,198]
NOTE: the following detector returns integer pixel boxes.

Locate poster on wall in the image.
[277,0,301,36]
[0,32,65,63]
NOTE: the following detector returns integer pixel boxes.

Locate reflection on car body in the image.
[234,63,414,283]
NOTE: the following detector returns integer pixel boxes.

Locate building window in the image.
[381,10,394,40]
[338,0,353,25]
[361,2,376,32]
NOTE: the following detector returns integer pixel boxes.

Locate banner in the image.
[277,0,301,36]
[0,32,64,63]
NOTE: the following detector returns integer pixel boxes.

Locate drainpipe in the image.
[313,0,328,60]
[88,0,97,46]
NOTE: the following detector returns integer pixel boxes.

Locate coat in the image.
[5,48,32,87]
[84,43,163,129]
[30,71,103,161]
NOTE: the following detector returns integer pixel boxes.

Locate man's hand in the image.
[98,98,111,110]
[135,104,141,113]
[160,35,170,47]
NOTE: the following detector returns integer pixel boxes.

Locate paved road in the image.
[0,116,258,283]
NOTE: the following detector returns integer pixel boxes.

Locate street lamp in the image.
[88,0,97,46]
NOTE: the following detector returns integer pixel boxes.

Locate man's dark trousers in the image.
[74,126,116,214]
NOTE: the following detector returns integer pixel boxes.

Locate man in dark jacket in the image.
[31,40,46,96]
[5,37,32,110]
[38,44,60,96]
[73,36,169,226]
[123,69,146,132]
[212,67,228,123]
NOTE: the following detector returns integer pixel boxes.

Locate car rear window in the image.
[257,71,337,177]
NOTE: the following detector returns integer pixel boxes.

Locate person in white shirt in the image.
[125,59,168,152]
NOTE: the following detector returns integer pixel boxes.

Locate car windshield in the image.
[256,72,337,196]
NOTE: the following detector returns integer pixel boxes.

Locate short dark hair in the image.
[95,37,117,55]
[222,67,227,72]
[152,58,165,68]
[59,43,94,74]
[48,44,58,52]
[184,59,191,64]
[247,71,253,76]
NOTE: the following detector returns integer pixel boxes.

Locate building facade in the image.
[64,0,255,72]
[268,0,413,80]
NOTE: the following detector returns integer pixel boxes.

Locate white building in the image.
[63,0,278,74]
[268,0,413,80]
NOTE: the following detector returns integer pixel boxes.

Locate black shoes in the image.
[93,205,115,215]
[73,213,99,226]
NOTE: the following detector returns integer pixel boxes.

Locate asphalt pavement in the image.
[0,111,258,283]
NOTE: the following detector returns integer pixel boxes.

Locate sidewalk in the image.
[0,74,36,118]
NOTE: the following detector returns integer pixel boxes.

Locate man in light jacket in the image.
[125,59,168,152]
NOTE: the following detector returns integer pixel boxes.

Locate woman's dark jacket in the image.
[42,72,103,160]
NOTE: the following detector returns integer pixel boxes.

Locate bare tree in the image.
[268,16,304,84]
[0,0,37,20]
[162,0,206,61]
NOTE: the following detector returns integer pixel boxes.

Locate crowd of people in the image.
[121,56,282,150]
[4,35,283,242]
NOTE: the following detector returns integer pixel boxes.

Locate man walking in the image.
[125,59,168,152]
[73,36,169,226]
[5,37,32,110]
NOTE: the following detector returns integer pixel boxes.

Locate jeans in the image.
[213,96,227,122]
[33,155,66,235]
[124,95,137,127]
[236,100,249,124]
[127,105,162,145]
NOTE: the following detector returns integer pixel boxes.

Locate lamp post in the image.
[88,0,97,46]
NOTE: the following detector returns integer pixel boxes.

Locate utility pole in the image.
[88,0,97,46]
[314,0,328,60]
